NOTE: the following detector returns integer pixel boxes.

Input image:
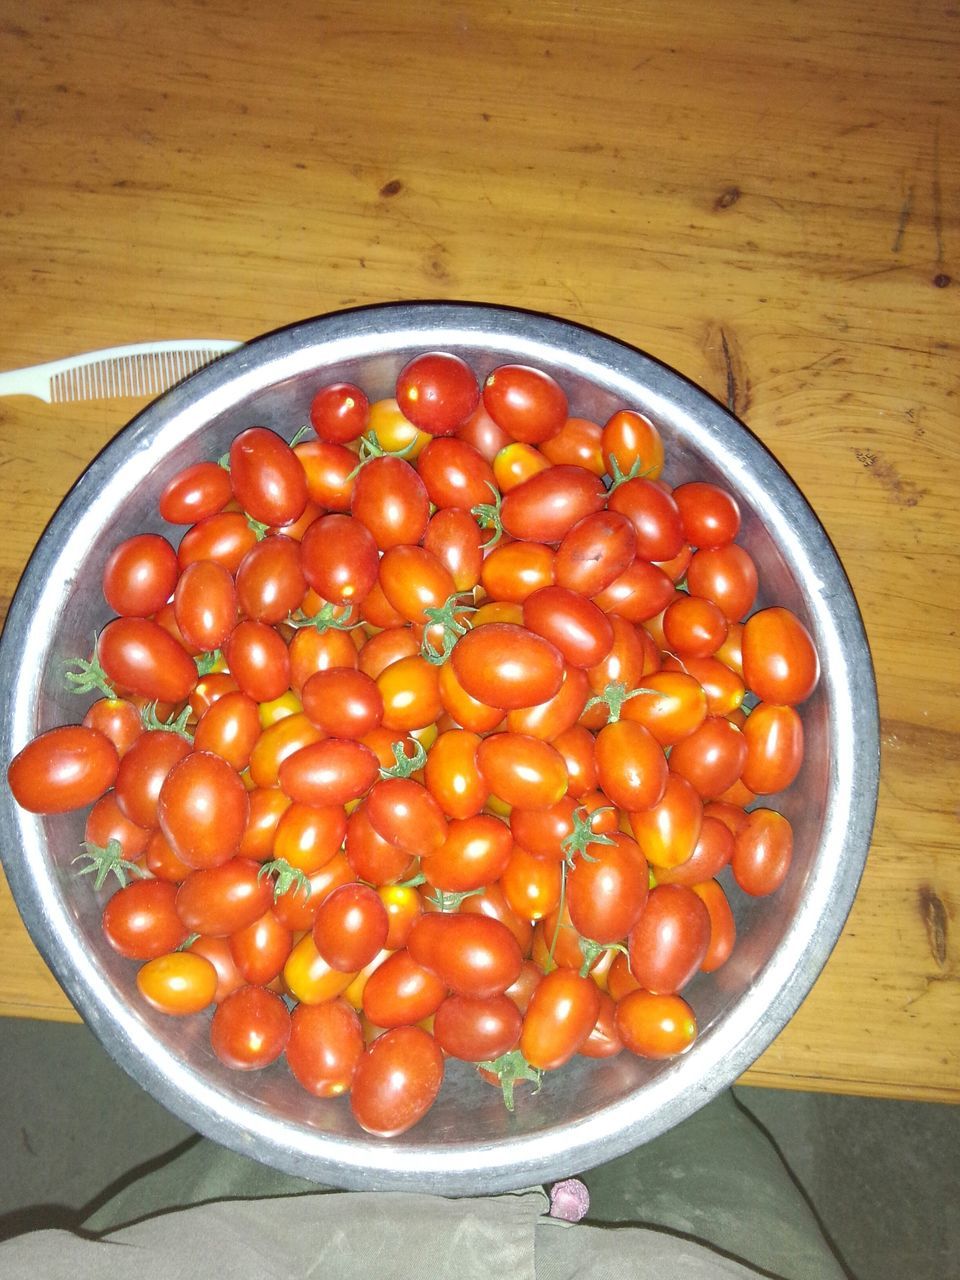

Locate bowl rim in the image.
[0,301,880,1193]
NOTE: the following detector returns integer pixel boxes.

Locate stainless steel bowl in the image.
[0,303,879,1194]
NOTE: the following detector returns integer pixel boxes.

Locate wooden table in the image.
[0,0,956,1103]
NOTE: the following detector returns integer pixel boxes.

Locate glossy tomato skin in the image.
[433,992,522,1061]
[594,719,668,813]
[520,967,601,1070]
[361,948,447,1027]
[350,1025,444,1137]
[301,667,384,740]
[422,815,514,893]
[210,984,292,1070]
[229,909,293,985]
[224,620,291,703]
[193,691,262,772]
[592,559,677,624]
[278,738,380,807]
[365,777,449,854]
[483,364,568,444]
[98,617,198,703]
[732,807,794,896]
[344,806,416,885]
[686,543,758,622]
[312,883,389,972]
[691,879,737,972]
[295,440,357,511]
[568,832,650,944]
[102,879,188,960]
[522,586,613,669]
[615,990,697,1058]
[423,507,484,592]
[476,733,568,810]
[229,426,309,527]
[235,535,306,624]
[114,730,192,829]
[175,857,273,936]
[408,911,523,998]
[352,456,430,549]
[555,511,637,596]
[8,725,119,814]
[673,481,741,548]
[742,607,820,705]
[82,698,143,758]
[309,381,370,443]
[84,791,152,860]
[157,750,249,869]
[607,477,684,562]
[628,773,704,869]
[668,716,748,801]
[286,998,364,1097]
[601,409,665,480]
[541,416,605,475]
[500,465,606,544]
[741,703,804,795]
[423,730,487,819]
[652,814,734,885]
[627,884,711,994]
[178,512,258,575]
[396,352,480,435]
[378,544,457,625]
[480,540,556,604]
[174,559,238,652]
[159,461,233,524]
[452,623,564,711]
[579,990,625,1059]
[300,513,379,605]
[136,951,220,1016]
[102,533,179,618]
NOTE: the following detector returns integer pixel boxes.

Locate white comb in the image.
[0,340,243,403]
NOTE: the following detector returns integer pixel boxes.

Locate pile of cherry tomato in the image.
[6,350,819,1137]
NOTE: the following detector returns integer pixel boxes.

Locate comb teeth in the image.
[49,347,226,402]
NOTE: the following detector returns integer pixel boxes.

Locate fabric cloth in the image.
[0,1089,850,1280]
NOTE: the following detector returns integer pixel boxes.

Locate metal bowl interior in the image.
[0,303,878,1193]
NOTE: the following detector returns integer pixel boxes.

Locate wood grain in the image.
[0,0,957,1101]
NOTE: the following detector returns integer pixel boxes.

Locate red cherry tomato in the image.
[673,481,741,547]
[286,998,365,1096]
[102,533,179,618]
[741,702,804,795]
[114,730,192,829]
[615,990,697,1058]
[607,477,684,562]
[627,884,711,994]
[350,1025,444,1136]
[452,623,564,710]
[102,879,188,960]
[742,607,820,705]
[732,807,794,896]
[313,882,390,972]
[520,967,601,1070]
[157,750,249,869]
[522,586,614,669]
[8,725,119,814]
[500,464,606,544]
[278,738,380,807]
[229,426,308,527]
[159,461,233,525]
[555,511,637,596]
[568,832,649,944]
[483,364,568,444]
[351,456,430,550]
[223,620,291,703]
[433,992,522,1061]
[396,351,480,435]
[407,911,523,999]
[300,513,379,605]
[174,559,238,652]
[210,984,291,1070]
[309,381,370,443]
[98,617,198,703]
[175,858,273,936]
